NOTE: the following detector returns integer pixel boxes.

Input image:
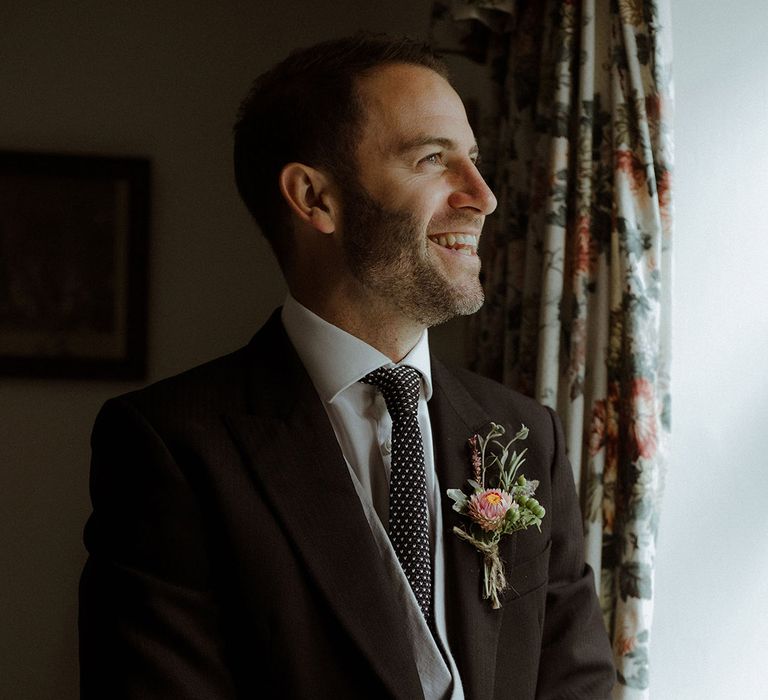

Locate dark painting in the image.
[0,152,149,378]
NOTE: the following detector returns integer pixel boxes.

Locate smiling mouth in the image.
[427,233,479,257]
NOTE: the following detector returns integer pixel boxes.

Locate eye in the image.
[419,152,444,167]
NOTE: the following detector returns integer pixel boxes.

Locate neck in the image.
[290,286,424,363]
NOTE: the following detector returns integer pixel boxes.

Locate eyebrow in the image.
[397,135,479,158]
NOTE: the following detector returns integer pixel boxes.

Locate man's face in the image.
[338,63,497,328]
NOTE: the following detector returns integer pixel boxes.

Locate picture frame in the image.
[0,151,150,379]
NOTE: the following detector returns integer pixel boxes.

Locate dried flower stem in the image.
[452,526,507,609]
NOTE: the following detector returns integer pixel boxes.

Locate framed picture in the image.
[0,151,150,379]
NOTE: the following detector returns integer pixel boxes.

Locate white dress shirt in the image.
[281,294,464,700]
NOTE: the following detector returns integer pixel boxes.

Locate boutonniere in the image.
[447,422,545,609]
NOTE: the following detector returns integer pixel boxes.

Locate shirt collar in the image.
[281,294,433,404]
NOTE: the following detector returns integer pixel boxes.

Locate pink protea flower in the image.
[468,489,514,532]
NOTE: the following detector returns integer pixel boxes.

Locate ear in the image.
[278,162,337,234]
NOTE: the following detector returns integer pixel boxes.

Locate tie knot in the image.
[361,365,421,418]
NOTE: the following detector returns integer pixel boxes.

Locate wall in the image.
[0,3,432,698]
[650,0,768,697]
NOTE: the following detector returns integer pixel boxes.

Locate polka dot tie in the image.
[361,365,432,625]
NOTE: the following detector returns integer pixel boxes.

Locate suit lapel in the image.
[429,358,504,700]
[225,314,423,700]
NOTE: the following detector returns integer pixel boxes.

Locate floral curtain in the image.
[432,0,673,696]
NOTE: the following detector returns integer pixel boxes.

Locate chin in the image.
[450,288,485,318]
[409,284,485,328]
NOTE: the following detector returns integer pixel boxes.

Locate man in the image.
[79,34,614,699]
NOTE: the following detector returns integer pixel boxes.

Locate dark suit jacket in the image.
[79,310,614,699]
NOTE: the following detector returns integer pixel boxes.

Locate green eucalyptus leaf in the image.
[446,489,469,512]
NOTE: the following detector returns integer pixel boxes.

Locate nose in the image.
[447,161,498,216]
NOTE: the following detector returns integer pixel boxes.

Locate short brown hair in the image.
[233,33,449,264]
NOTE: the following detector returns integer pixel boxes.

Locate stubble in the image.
[340,180,485,328]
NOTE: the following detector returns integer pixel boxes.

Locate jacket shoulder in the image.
[116,345,251,417]
[433,362,559,466]
[443,364,549,421]
[104,310,286,423]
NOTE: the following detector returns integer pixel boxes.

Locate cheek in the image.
[412,197,447,233]
[378,175,446,212]
[388,197,435,235]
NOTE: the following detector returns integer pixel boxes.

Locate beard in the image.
[340,179,485,328]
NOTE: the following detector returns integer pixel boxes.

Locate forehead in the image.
[354,63,474,154]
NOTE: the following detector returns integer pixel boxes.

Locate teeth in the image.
[429,233,478,254]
